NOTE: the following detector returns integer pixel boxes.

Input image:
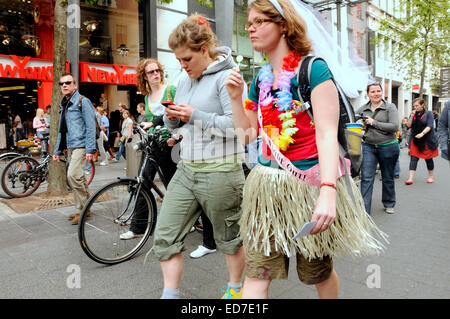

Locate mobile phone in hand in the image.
[161,100,175,108]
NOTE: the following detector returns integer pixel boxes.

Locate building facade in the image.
[1,0,444,149]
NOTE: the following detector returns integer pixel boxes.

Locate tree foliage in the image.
[374,0,450,97]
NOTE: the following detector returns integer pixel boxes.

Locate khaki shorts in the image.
[244,241,333,285]
[152,162,244,261]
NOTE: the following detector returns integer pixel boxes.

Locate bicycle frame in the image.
[113,124,169,224]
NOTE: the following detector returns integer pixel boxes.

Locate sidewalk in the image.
[0,151,449,299]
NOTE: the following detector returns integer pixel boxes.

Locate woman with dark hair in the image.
[405,98,439,184]
[357,83,399,214]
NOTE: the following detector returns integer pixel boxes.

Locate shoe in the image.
[385,207,395,214]
[221,286,242,299]
[111,158,119,162]
[99,161,108,166]
[108,157,114,161]
[119,231,143,240]
[68,213,77,220]
[195,223,203,232]
[405,180,413,185]
[394,175,400,179]
[190,245,216,258]
[71,212,92,225]
[85,171,90,175]
[189,226,196,233]
[427,178,434,184]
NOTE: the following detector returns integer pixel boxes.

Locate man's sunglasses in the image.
[59,81,73,86]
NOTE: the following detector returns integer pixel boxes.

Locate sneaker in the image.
[85,170,90,175]
[385,207,395,214]
[111,158,119,162]
[189,245,216,258]
[99,161,108,166]
[221,286,242,299]
[119,230,143,240]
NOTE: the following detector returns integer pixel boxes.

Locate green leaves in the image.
[374,0,449,94]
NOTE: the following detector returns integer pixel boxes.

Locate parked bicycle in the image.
[1,153,95,198]
[78,124,171,265]
[0,145,35,199]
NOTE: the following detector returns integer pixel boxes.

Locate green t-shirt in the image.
[144,85,176,140]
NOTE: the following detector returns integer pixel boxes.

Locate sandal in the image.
[427,178,434,184]
[405,180,413,185]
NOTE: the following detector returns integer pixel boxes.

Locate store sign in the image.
[80,62,137,85]
[0,54,54,81]
[440,67,450,98]
[412,84,420,91]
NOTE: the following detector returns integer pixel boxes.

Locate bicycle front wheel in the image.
[78,179,157,265]
[1,156,41,198]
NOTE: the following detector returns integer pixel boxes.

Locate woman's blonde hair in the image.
[168,13,219,58]
[35,108,45,119]
[136,58,165,96]
[249,0,311,57]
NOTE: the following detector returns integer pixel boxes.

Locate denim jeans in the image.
[360,142,400,214]
[115,142,126,160]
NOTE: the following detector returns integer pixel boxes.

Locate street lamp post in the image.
[336,0,342,46]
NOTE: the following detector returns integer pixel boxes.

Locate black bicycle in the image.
[78,125,172,265]
[1,153,95,198]
[0,146,34,198]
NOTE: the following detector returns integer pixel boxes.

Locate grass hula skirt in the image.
[240,164,389,260]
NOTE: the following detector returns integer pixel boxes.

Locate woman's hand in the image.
[165,104,194,123]
[310,187,337,235]
[167,138,177,147]
[141,122,154,130]
[364,117,374,126]
[225,67,244,101]
[415,132,425,139]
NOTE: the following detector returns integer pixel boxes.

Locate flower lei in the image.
[257,51,308,151]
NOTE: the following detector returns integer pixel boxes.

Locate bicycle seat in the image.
[18,145,32,152]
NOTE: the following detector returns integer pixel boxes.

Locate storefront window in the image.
[0,0,54,148]
[232,0,263,83]
[79,0,141,115]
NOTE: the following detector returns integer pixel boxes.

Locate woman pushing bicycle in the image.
[150,14,247,299]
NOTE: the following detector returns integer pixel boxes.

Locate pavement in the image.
[0,150,449,299]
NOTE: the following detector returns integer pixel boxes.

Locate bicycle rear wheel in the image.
[0,153,22,198]
[78,179,157,265]
[1,156,41,198]
[66,160,95,190]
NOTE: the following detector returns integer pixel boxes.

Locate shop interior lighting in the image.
[22,35,39,48]
[117,44,129,56]
[0,86,25,91]
[84,20,99,32]
[2,35,11,46]
[89,47,103,56]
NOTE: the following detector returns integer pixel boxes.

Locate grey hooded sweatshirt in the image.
[164,46,245,163]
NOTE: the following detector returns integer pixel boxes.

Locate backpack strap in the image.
[297,56,356,203]
[78,95,84,110]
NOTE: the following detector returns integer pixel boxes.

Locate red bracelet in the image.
[320,182,337,190]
